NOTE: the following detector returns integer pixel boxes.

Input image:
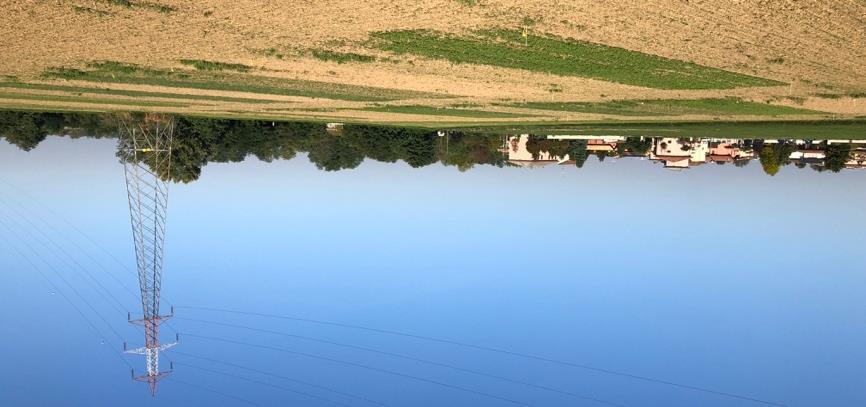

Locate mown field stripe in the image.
[0,82,280,104]
[42,62,452,102]
[363,105,540,118]
[448,119,866,139]
[509,98,822,116]
[0,92,190,108]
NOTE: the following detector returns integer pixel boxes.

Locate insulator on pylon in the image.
[176,333,179,341]
[128,312,131,321]
[123,342,127,351]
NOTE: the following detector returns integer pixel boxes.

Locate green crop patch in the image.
[72,6,113,16]
[512,98,820,116]
[179,59,252,73]
[310,50,376,64]
[42,67,87,80]
[96,0,175,13]
[816,92,866,99]
[370,30,785,90]
[88,61,142,74]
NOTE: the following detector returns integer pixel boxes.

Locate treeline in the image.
[166,118,505,182]
[0,111,857,181]
[754,140,851,174]
[0,110,116,151]
[0,111,505,182]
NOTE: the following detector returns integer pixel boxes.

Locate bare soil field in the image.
[0,0,864,124]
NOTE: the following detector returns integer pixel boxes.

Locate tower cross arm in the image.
[124,341,178,355]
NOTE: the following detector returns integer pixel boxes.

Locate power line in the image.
[176,306,787,407]
[0,216,128,344]
[0,177,180,340]
[0,176,175,308]
[182,332,534,407]
[176,316,626,407]
[0,231,133,371]
[0,186,141,300]
[173,361,355,407]
[170,378,264,407]
[0,195,132,315]
[173,351,393,407]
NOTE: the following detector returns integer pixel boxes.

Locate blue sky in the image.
[1,135,865,406]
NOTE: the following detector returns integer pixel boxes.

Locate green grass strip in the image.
[371,29,784,90]
[43,62,446,102]
[363,105,537,118]
[0,92,189,108]
[512,98,820,116]
[451,120,866,139]
[0,82,279,104]
[96,0,175,13]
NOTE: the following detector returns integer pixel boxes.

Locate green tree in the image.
[438,132,505,171]
[525,135,569,160]
[617,137,651,156]
[569,140,589,168]
[758,145,780,176]
[824,143,852,172]
[306,135,365,171]
[0,111,64,151]
[398,131,438,168]
[757,142,798,176]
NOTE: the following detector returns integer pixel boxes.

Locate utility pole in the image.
[119,114,177,396]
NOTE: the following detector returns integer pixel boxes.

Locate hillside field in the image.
[1,0,864,126]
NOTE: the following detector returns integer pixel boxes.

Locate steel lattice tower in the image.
[119,114,177,396]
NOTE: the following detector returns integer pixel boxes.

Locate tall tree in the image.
[0,111,64,151]
[824,143,852,172]
[569,140,589,168]
[758,145,780,176]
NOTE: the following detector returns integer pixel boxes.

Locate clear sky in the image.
[1,135,865,407]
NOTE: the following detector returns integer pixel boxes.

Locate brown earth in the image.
[1,0,864,120]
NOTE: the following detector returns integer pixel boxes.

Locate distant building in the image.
[586,139,618,152]
[789,149,826,160]
[649,138,708,169]
[846,150,866,169]
[708,141,753,163]
[827,139,866,145]
[326,123,344,133]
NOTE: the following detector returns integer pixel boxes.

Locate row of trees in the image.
[0,111,857,181]
[0,111,506,182]
[165,118,508,182]
[0,111,116,151]
[755,140,852,175]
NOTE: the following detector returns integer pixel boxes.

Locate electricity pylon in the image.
[118,114,177,396]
